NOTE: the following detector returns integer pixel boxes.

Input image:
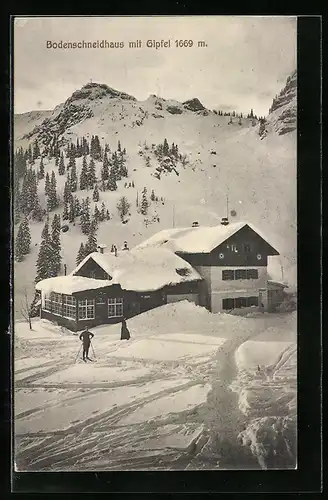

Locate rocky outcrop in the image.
[66,82,136,104]
[267,70,297,135]
[183,98,205,112]
[23,83,136,144]
[166,105,183,115]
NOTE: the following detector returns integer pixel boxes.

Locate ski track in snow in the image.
[14,309,296,471]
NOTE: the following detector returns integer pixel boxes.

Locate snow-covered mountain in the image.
[14,73,297,317]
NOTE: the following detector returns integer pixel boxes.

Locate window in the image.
[222,296,259,310]
[222,298,235,310]
[44,294,52,312]
[78,299,95,320]
[246,269,258,279]
[52,292,62,315]
[231,244,239,253]
[176,268,191,277]
[248,296,259,307]
[222,270,234,281]
[108,297,124,318]
[63,295,76,319]
[235,269,247,280]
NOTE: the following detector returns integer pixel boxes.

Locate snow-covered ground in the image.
[13,302,297,471]
[230,311,297,469]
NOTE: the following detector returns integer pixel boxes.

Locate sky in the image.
[14,16,297,116]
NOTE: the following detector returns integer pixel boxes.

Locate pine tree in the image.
[107,169,117,191]
[33,140,40,159]
[14,177,21,225]
[92,183,100,202]
[101,152,110,181]
[74,196,81,217]
[51,214,62,275]
[100,201,106,221]
[76,242,86,265]
[31,197,44,222]
[80,197,91,235]
[87,158,97,189]
[70,158,78,192]
[45,172,51,197]
[80,155,88,190]
[132,180,135,188]
[163,138,169,156]
[35,218,55,282]
[150,189,156,201]
[28,144,34,164]
[47,171,58,211]
[85,219,98,255]
[63,202,69,220]
[117,140,122,152]
[15,216,31,261]
[64,173,73,204]
[140,187,149,215]
[58,152,65,175]
[38,157,45,179]
[117,196,131,221]
[69,197,75,222]
[94,204,101,222]
[106,209,111,220]
[145,156,151,168]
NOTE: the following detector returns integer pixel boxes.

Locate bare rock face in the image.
[22,83,136,145]
[267,70,297,136]
[166,105,183,115]
[183,98,205,112]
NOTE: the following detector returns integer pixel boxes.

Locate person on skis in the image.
[79,326,94,361]
[120,317,130,340]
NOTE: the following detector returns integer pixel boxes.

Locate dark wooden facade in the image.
[177,225,278,269]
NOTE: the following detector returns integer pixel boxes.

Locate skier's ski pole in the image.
[74,343,82,363]
[90,340,97,360]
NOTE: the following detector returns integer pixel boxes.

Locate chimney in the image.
[221,217,229,226]
[122,241,129,251]
[97,244,107,254]
[192,221,199,227]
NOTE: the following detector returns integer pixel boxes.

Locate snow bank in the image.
[230,318,297,469]
[128,300,247,338]
[235,341,295,372]
[238,416,296,469]
[117,383,211,425]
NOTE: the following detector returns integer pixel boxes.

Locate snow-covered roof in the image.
[134,222,279,254]
[35,276,113,295]
[267,279,288,289]
[70,247,202,293]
